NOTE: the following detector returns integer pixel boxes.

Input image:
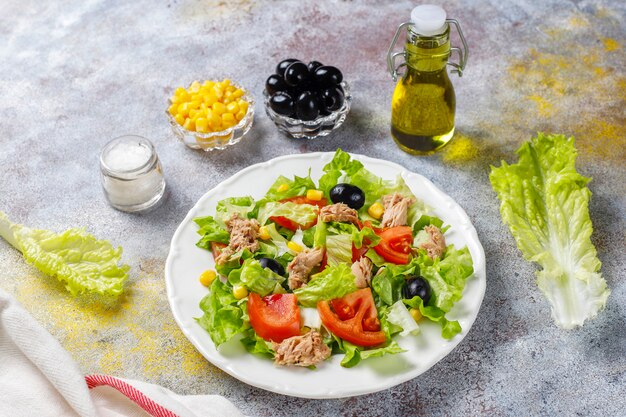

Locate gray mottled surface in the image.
[1,0,625,416]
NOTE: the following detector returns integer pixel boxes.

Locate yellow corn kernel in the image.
[208,113,222,131]
[189,80,201,92]
[277,184,289,193]
[224,90,233,99]
[177,102,190,117]
[222,97,231,105]
[191,93,203,102]
[237,100,249,113]
[222,112,235,123]
[204,94,218,106]
[287,241,303,253]
[199,269,217,287]
[226,85,235,93]
[174,87,189,100]
[306,189,324,201]
[233,285,248,300]
[259,225,271,240]
[368,202,384,220]
[410,308,422,322]
[174,114,185,126]
[202,80,215,89]
[189,108,201,120]
[235,110,246,121]
[195,117,209,133]
[212,85,224,99]
[183,118,195,131]
[168,103,178,116]
[189,100,202,109]
[220,79,231,88]
[232,88,244,99]
[226,102,239,114]
[212,102,226,115]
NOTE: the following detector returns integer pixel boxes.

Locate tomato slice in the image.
[248,293,301,343]
[373,226,413,264]
[317,288,386,347]
[351,244,369,262]
[210,242,227,259]
[270,196,327,231]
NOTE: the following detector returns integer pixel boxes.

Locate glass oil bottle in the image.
[387,5,468,154]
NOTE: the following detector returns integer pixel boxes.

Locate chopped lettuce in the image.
[325,233,353,267]
[263,222,291,256]
[257,201,318,227]
[331,335,405,368]
[294,263,358,307]
[386,300,420,336]
[228,259,285,296]
[240,328,275,358]
[490,133,609,328]
[215,196,255,226]
[194,216,230,249]
[0,212,129,296]
[318,149,365,198]
[265,172,317,200]
[196,278,248,347]
[404,296,461,340]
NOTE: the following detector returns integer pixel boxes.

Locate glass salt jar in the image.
[99,135,166,212]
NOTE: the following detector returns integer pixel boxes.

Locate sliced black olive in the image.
[295,91,320,121]
[276,58,300,78]
[314,65,343,87]
[329,183,365,210]
[402,276,431,304]
[269,91,295,116]
[265,74,289,95]
[284,61,311,88]
[259,257,285,276]
[307,60,323,73]
[320,87,345,112]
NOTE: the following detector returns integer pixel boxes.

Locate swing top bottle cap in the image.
[410,5,447,36]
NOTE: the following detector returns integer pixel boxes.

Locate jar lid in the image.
[410,4,447,36]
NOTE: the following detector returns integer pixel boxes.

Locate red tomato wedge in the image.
[373,226,413,265]
[248,293,301,342]
[270,196,327,231]
[317,288,386,347]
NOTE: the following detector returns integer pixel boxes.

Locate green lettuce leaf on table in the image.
[489,133,610,328]
[0,211,129,296]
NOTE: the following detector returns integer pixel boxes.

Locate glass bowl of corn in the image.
[166,79,254,151]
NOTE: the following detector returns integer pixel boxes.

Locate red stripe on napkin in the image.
[85,374,179,417]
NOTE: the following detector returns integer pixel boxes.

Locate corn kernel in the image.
[238,100,249,113]
[212,85,224,98]
[222,97,231,105]
[226,102,239,114]
[212,101,226,115]
[287,241,303,253]
[226,85,235,93]
[232,89,244,99]
[306,189,324,201]
[195,117,209,133]
[183,118,195,131]
[409,308,422,322]
[191,93,203,102]
[233,285,248,300]
[277,184,289,193]
[199,269,217,287]
[189,108,201,120]
[174,114,185,126]
[222,112,235,123]
[204,94,218,106]
[208,114,222,131]
[189,80,201,92]
[174,87,189,99]
[259,226,271,240]
[177,102,190,117]
[168,103,178,116]
[235,110,246,121]
[220,79,231,88]
[202,80,215,89]
[368,202,384,220]
[189,100,201,109]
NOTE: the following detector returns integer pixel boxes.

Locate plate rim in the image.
[164,151,486,399]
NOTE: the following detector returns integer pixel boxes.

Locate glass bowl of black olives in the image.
[264,59,352,139]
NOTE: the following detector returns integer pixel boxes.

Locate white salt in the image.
[103,141,152,171]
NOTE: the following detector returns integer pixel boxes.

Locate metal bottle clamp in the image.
[386,19,469,81]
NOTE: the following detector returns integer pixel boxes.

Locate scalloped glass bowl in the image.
[166,81,254,151]
[264,81,351,139]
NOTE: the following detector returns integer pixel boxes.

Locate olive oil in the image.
[387,5,468,155]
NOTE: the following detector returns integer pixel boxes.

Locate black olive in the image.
[269,91,295,116]
[265,74,289,95]
[284,61,311,88]
[402,276,431,304]
[329,183,365,210]
[295,91,320,121]
[276,58,300,78]
[307,60,323,73]
[314,65,343,87]
[320,87,345,112]
[259,257,285,276]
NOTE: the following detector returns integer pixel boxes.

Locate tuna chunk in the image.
[287,247,324,290]
[419,225,446,259]
[380,193,414,228]
[215,213,260,265]
[352,256,373,288]
[273,330,331,367]
[319,203,359,224]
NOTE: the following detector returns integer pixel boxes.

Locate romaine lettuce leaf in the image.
[194,215,230,249]
[196,278,248,347]
[386,300,420,336]
[404,296,461,339]
[265,172,317,200]
[228,258,285,296]
[325,233,352,267]
[331,335,405,368]
[0,212,129,296]
[318,149,364,197]
[490,133,610,328]
[257,201,318,227]
[294,263,358,307]
[215,196,255,226]
[240,328,275,358]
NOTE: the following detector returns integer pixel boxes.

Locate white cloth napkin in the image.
[0,289,245,417]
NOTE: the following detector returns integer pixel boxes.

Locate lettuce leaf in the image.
[257,201,319,227]
[0,211,129,296]
[294,263,358,307]
[331,335,405,368]
[325,233,353,267]
[227,258,285,296]
[215,196,255,226]
[194,215,230,249]
[196,278,248,347]
[265,172,317,200]
[240,328,275,358]
[490,133,610,328]
[318,149,365,197]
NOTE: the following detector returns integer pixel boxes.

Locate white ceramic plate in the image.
[165,152,486,399]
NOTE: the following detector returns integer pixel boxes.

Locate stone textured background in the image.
[0,0,624,416]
